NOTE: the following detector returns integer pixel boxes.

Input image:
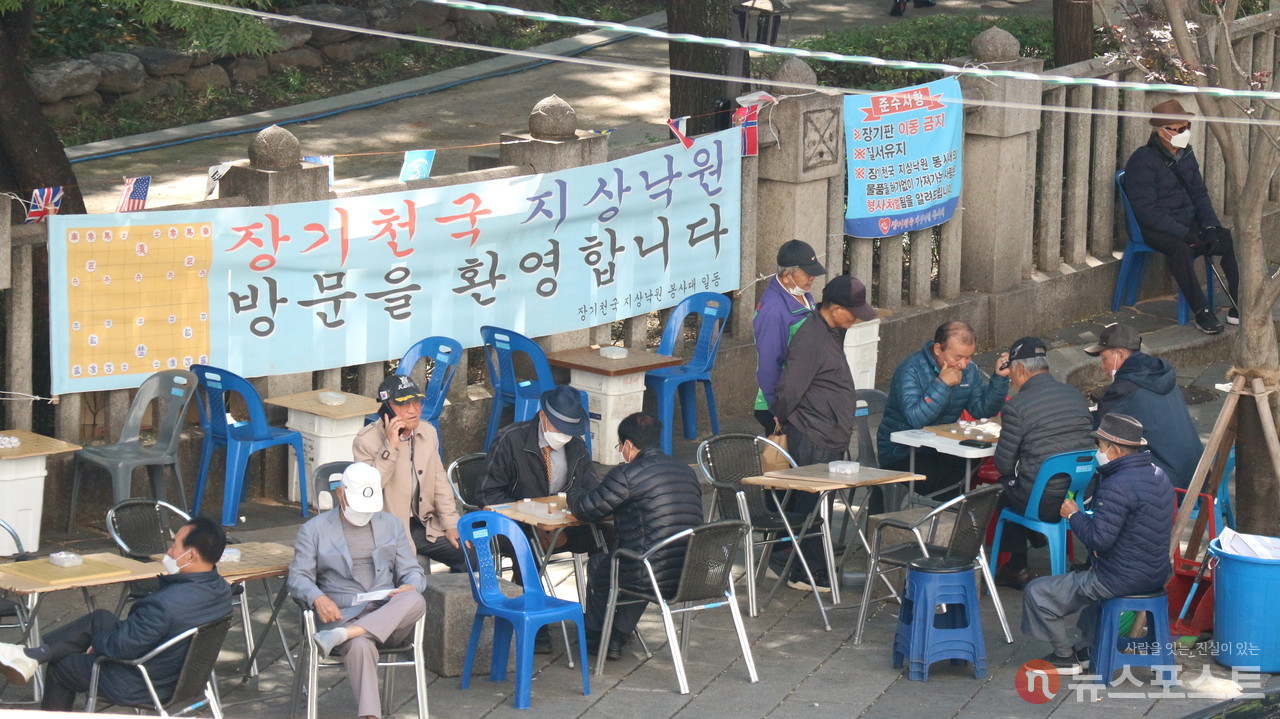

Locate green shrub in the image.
[778,15,1113,91]
[30,0,158,58]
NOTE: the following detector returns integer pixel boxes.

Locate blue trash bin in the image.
[1207,538,1280,672]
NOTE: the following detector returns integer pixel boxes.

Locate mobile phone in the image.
[998,359,1010,372]
[959,439,993,449]
[380,403,411,440]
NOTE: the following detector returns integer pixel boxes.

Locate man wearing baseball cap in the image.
[1122,98,1239,334]
[352,374,464,571]
[753,239,827,433]
[1021,413,1173,676]
[991,337,1094,591]
[1084,323,1201,490]
[288,463,427,719]
[772,274,877,591]
[478,384,603,652]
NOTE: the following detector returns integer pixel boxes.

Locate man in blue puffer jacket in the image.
[872,321,1010,511]
[1021,413,1174,675]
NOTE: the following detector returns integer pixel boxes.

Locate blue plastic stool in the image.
[1091,592,1175,686]
[1114,170,1214,325]
[892,557,987,681]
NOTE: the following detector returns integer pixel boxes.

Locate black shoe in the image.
[606,637,624,661]
[913,0,937,6]
[1227,308,1240,325]
[994,566,1030,591]
[890,1,907,15]
[534,627,553,655]
[1074,647,1091,669]
[1042,652,1083,675]
[1195,308,1223,334]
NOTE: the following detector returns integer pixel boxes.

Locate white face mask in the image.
[788,283,807,298]
[545,430,572,450]
[1169,128,1192,149]
[342,506,374,526]
[1095,449,1111,467]
[161,549,191,575]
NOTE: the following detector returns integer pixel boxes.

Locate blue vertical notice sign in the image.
[843,78,963,238]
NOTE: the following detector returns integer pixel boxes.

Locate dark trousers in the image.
[410,517,469,572]
[1142,227,1240,312]
[27,608,122,711]
[870,448,973,514]
[780,428,844,581]
[584,553,648,638]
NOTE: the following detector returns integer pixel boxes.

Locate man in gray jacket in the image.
[773,274,877,591]
[288,463,427,719]
[992,337,1094,590]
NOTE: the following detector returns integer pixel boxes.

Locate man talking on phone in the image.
[352,375,465,572]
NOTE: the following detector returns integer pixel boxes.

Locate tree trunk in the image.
[667,0,734,136]
[1052,0,1093,66]
[0,3,86,219]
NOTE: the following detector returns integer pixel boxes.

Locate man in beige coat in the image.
[353,375,465,571]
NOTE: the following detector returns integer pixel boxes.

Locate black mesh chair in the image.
[854,483,1011,645]
[597,520,757,694]
[446,453,487,512]
[0,518,34,635]
[106,499,191,616]
[697,433,810,617]
[86,613,232,717]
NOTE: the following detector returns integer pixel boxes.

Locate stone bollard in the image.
[499,95,607,352]
[422,574,517,677]
[757,59,845,285]
[948,28,1043,293]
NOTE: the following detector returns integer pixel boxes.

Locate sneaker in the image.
[786,575,832,593]
[0,643,36,684]
[1195,308,1223,335]
[1074,647,1091,670]
[1227,308,1240,325]
[1042,651,1083,675]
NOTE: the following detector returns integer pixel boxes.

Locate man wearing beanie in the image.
[753,239,826,433]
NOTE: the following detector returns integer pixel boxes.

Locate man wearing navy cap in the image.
[753,239,826,433]
[991,337,1094,590]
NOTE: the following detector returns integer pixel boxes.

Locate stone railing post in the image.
[757,59,845,285]
[499,95,608,353]
[948,28,1042,292]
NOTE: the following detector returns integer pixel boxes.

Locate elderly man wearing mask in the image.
[753,239,826,433]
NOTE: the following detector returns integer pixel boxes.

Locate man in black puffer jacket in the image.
[567,413,703,661]
[1021,414,1173,675]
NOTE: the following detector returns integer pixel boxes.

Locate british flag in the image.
[23,186,62,224]
[734,106,759,157]
[116,176,151,213]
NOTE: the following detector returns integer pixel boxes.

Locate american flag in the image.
[23,186,62,224]
[734,106,759,157]
[116,176,151,213]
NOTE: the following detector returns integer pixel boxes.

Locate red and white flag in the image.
[116,176,150,213]
[733,106,759,156]
[667,116,694,149]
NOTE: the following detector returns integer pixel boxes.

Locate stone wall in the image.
[26,1,498,121]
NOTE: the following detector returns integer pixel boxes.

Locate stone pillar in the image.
[0,200,10,291]
[756,59,845,281]
[948,28,1042,293]
[218,125,329,500]
[499,95,608,353]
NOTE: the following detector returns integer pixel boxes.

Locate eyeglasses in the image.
[1165,124,1190,133]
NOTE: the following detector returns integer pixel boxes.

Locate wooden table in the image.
[263,389,378,504]
[547,347,682,464]
[745,466,920,630]
[0,430,81,555]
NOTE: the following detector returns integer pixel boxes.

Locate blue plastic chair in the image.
[990,450,1097,576]
[457,511,589,710]
[479,326,591,453]
[190,365,309,527]
[645,293,732,455]
[1113,170,1213,325]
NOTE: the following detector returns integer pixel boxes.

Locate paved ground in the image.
[1,296,1272,718]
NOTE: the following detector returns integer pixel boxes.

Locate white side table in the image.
[264,390,379,503]
[0,430,80,554]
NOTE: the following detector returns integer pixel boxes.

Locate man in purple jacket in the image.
[1020,413,1173,675]
[753,239,825,432]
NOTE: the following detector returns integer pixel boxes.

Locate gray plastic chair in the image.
[68,370,198,532]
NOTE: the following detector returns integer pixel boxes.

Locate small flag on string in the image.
[399,150,436,182]
[205,162,232,200]
[733,106,759,157]
[735,90,778,108]
[23,186,62,224]
[303,155,335,186]
[667,116,693,149]
[115,176,150,213]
